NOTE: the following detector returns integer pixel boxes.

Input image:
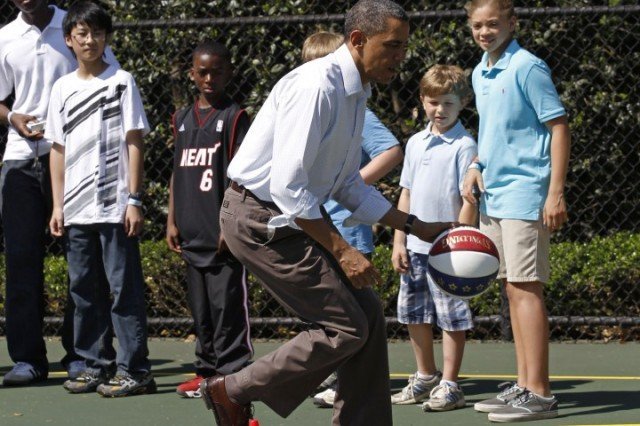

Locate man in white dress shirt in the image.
[201,1,453,425]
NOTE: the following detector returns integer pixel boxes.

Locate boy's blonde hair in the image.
[419,65,473,106]
[464,0,515,19]
[301,31,344,63]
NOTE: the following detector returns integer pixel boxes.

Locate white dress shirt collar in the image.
[334,44,372,99]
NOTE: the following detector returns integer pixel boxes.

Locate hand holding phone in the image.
[27,120,46,133]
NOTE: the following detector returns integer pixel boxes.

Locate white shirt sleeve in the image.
[120,73,150,136]
[44,81,65,145]
[270,83,332,222]
[0,53,13,101]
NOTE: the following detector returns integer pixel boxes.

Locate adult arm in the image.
[125,129,144,237]
[49,143,66,237]
[543,115,570,232]
[0,100,42,140]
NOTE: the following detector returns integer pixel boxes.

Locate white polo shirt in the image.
[228,44,392,229]
[400,121,477,254]
[0,6,118,161]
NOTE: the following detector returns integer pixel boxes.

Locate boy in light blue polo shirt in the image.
[391,65,477,412]
[463,0,571,422]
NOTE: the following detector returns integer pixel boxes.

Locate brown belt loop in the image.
[230,180,247,201]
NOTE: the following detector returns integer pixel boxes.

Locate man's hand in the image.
[166,223,181,253]
[337,245,382,289]
[462,168,484,205]
[9,113,44,140]
[124,205,144,237]
[49,207,65,237]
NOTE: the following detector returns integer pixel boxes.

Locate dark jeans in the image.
[0,156,79,371]
[65,224,150,376]
[186,255,252,377]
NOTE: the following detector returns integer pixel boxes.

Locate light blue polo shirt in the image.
[472,39,566,220]
[324,108,399,254]
[400,121,477,255]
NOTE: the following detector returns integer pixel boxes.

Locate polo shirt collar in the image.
[16,5,61,35]
[334,44,371,98]
[426,120,465,144]
[481,39,520,72]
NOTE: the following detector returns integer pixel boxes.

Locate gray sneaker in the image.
[63,371,107,393]
[96,372,157,397]
[391,371,442,405]
[2,362,48,386]
[422,382,466,411]
[488,389,558,422]
[474,382,525,413]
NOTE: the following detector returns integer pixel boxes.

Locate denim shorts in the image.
[397,251,473,331]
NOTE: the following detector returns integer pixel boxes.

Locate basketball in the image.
[427,226,500,299]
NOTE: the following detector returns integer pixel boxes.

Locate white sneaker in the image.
[391,371,442,405]
[422,382,466,411]
[313,388,336,408]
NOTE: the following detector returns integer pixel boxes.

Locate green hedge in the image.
[0,232,638,322]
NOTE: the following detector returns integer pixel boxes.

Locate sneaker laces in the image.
[497,381,523,399]
[510,389,533,407]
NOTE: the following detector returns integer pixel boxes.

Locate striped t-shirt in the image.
[45,65,149,225]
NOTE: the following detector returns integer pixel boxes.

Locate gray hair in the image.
[344,0,408,37]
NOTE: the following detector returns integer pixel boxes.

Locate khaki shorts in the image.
[480,214,550,283]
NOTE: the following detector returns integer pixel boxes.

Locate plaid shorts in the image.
[397,251,473,331]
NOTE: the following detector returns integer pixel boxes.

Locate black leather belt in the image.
[229,181,279,209]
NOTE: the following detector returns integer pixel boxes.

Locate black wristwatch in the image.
[404,214,417,235]
[128,191,143,201]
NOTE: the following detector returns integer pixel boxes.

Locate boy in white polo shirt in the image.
[0,0,115,386]
[391,65,477,411]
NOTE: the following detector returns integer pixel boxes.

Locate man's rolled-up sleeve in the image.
[270,81,331,226]
[333,170,392,227]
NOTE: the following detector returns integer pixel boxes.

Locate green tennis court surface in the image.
[1,338,638,425]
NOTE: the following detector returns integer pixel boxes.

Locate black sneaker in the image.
[63,371,107,393]
[488,389,558,422]
[96,372,157,397]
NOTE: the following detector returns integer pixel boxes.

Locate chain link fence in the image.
[1,1,639,342]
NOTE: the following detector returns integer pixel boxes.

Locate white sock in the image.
[440,379,458,388]
[416,371,437,381]
[532,392,555,401]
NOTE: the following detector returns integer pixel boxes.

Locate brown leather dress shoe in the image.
[201,375,252,426]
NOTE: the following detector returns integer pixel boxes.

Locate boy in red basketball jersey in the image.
[166,40,253,398]
[391,65,477,411]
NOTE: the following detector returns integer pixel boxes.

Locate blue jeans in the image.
[65,224,150,376]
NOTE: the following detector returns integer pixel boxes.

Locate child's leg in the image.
[66,225,115,374]
[407,323,436,374]
[202,255,253,375]
[99,224,151,376]
[507,278,528,389]
[186,264,217,377]
[506,281,550,396]
[442,330,465,383]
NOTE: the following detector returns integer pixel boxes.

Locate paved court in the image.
[1,338,638,425]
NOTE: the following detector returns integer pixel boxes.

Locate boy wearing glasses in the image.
[0,0,118,386]
[46,1,155,397]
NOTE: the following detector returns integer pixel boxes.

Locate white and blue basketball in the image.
[427,226,500,299]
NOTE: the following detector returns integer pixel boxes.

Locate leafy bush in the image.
[1,233,638,339]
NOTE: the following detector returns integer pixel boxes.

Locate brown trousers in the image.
[220,186,392,426]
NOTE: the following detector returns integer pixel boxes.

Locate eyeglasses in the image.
[71,31,107,44]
